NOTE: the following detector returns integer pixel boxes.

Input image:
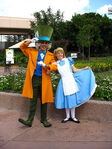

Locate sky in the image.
[0,0,112,20]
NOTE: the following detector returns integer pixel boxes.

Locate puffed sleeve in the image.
[68,57,74,66]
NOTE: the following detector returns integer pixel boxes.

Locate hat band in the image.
[39,37,50,41]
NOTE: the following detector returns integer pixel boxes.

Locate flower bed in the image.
[0,70,112,101]
[0,57,112,101]
[75,57,112,72]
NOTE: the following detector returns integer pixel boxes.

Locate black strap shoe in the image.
[61,118,71,123]
[70,118,80,123]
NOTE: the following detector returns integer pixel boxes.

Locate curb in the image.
[0,92,112,122]
[0,67,26,75]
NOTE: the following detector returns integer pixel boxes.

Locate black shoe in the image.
[18,118,32,127]
[61,118,71,123]
[71,118,80,123]
[41,120,52,127]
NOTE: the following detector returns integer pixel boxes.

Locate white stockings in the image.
[64,107,78,121]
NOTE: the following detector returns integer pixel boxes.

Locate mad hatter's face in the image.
[39,41,48,51]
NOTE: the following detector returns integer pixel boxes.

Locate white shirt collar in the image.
[57,58,66,64]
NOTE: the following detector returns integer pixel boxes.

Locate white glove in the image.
[38,61,46,67]
[31,38,38,43]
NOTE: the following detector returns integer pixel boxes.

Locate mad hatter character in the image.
[18,25,57,127]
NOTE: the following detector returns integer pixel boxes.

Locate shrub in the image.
[51,72,60,95]
[94,75,112,101]
[0,68,112,101]
[0,72,25,92]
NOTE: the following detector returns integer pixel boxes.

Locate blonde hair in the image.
[54,47,66,61]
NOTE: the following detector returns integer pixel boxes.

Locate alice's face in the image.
[39,41,48,51]
[56,51,64,60]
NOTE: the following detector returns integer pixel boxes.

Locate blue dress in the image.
[55,57,97,109]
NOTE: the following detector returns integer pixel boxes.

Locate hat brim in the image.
[37,40,52,43]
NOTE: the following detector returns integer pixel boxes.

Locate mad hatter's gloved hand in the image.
[38,61,46,67]
[31,38,38,43]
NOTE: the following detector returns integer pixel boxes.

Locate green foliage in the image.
[0,72,25,92]
[13,72,25,91]
[0,51,28,67]
[0,57,112,101]
[30,7,64,40]
[32,10,112,56]
[75,62,112,72]
[75,57,112,72]
[50,72,60,95]
[95,72,112,101]
[0,52,5,66]
[14,51,28,67]
[76,24,103,58]
[31,10,112,57]
[71,13,112,57]
[0,74,13,90]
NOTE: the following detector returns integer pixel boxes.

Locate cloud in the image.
[96,4,112,15]
[0,0,89,20]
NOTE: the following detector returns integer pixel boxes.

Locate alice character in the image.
[53,47,97,123]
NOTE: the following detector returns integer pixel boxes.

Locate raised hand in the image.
[24,39,32,45]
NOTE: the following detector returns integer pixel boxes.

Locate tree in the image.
[30,7,64,40]
[71,13,107,56]
[30,9,112,56]
[76,24,94,59]
[30,7,71,52]
[99,15,112,55]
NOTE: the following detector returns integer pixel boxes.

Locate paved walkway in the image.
[0,108,112,149]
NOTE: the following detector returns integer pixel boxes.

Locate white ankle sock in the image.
[71,107,76,119]
[65,108,70,119]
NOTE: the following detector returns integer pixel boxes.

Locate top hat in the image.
[35,25,53,42]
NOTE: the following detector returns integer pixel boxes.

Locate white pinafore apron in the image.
[57,58,79,96]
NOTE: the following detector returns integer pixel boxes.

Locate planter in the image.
[0,92,112,122]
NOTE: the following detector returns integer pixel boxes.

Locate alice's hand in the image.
[52,62,57,65]
[84,66,89,69]
[46,71,50,75]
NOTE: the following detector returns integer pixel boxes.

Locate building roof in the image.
[0,16,35,29]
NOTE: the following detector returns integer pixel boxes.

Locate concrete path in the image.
[0,108,112,149]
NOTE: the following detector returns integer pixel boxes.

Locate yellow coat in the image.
[20,41,57,104]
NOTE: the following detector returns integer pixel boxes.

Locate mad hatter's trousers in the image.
[27,75,47,123]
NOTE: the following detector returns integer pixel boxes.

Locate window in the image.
[0,34,28,51]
